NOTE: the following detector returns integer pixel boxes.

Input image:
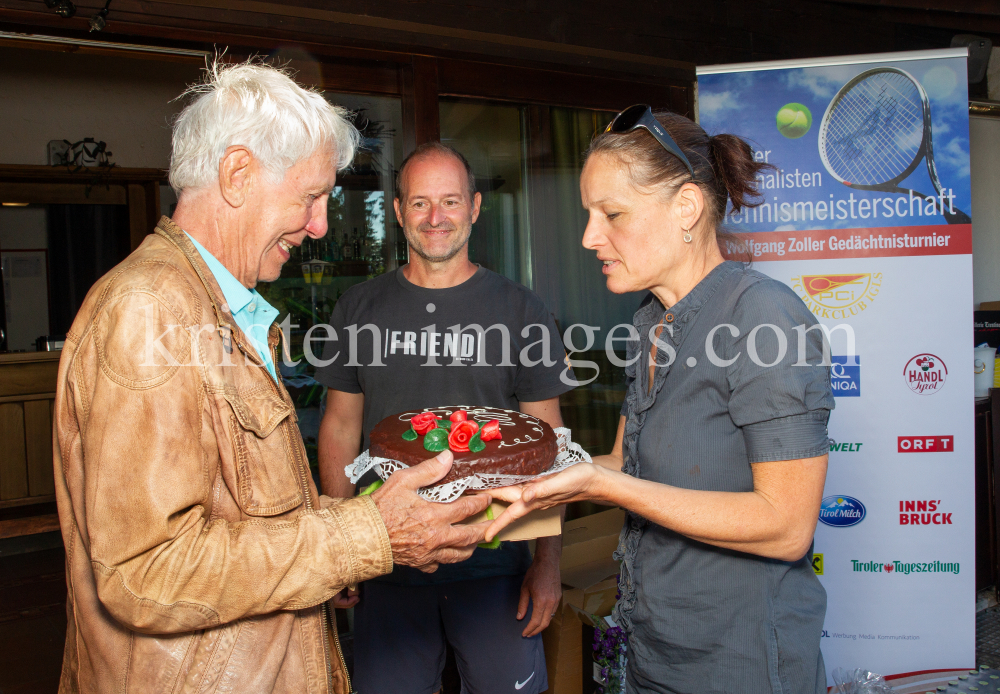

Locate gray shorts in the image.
[352,574,548,694]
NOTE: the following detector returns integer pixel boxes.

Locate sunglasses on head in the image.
[605,104,695,179]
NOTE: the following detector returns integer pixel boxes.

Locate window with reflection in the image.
[256,92,404,465]
[441,100,638,460]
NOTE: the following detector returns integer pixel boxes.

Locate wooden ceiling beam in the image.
[825,0,1000,16]
[0,0,693,82]
[0,4,696,93]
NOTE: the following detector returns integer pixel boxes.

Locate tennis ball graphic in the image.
[776,103,813,139]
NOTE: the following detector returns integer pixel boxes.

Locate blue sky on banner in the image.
[697,56,971,232]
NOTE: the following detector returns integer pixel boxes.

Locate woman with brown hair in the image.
[489,106,834,693]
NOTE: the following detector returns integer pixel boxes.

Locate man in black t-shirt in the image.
[316,142,572,694]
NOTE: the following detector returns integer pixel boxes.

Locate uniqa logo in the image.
[830,355,860,397]
[903,353,947,395]
[818,495,866,527]
[791,273,881,319]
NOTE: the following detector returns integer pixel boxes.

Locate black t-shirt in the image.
[315,266,572,584]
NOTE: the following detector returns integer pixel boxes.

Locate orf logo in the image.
[904,353,947,395]
[898,435,953,452]
[830,356,860,397]
[818,495,866,527]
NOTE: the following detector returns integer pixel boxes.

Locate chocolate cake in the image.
[369,406,558,485]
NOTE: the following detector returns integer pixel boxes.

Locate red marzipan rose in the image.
[448,420,480,452]
[449,410,468,423]
[480,419,502,442]
[411,412,439,435]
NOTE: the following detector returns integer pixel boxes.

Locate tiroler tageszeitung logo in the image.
[791,273,882,319]
[851,560,959,575]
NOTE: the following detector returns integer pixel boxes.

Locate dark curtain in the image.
[47,204,131,336]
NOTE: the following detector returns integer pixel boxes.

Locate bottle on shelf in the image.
[343,230,354,260]
[330,230,341,261]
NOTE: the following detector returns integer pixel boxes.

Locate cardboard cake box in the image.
[542,507,625,694]
[460,501,562,542]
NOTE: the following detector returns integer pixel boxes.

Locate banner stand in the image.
[698,47,975,689]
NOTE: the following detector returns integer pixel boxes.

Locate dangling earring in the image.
[682,228,692,243]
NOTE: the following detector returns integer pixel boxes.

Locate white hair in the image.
[168,60,360,194]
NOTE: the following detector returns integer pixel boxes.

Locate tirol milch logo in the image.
[818,495,866,528]
[904,353,947,395]
[830,356,860,397]
[792,273,882,319]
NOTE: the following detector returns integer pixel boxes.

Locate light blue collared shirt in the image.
[186,233,279,380]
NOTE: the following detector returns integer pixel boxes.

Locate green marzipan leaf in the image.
[425,428,448,442]
[358,479,384,496]
[437,419,452,431]
[468,432,485,453]
[478,505,501,549]
[401,428,418,441]
[424,428,449,452]
[424,438,448,452]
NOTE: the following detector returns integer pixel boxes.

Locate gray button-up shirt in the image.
[613,261,834,694]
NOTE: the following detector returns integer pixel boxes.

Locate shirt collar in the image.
[634,260,743,328]
[184,232,255,315]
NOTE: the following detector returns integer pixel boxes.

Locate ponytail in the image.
[707,134,773,214]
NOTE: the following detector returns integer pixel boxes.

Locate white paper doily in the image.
[345,427,592,503]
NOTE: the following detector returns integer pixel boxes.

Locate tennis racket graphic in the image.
[817,66,970,225]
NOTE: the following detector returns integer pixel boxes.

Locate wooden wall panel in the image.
[0,182,126,205]
[402,56,441,150]
[24,399,54,497]
[0,359,60,399]
[0,402,28,501]
[128,183,148,251]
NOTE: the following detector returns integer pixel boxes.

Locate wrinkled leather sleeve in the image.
[74,291,393,634]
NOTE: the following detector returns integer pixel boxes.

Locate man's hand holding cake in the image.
[370,448,492,573]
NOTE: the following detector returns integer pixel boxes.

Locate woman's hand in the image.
[485,463,606,541]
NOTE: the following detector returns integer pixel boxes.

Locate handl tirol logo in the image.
[818,495,866,527]
[904,353,947,395]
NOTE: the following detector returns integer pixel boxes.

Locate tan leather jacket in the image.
[53,217,392,694]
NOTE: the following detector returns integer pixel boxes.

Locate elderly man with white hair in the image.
[52,61,490,694]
